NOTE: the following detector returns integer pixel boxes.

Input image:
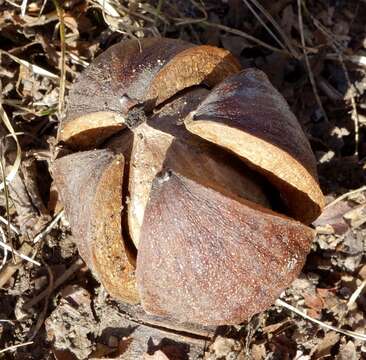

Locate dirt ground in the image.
[0,0,366,359]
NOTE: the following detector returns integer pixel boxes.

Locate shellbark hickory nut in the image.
[52,37,325,326]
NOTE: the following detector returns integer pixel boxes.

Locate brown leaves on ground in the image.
[0,0,366,359]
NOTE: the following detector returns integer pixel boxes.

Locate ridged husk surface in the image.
[53,38,324,325]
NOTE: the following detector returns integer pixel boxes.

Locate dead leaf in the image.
[311,332,340,359]
[251,343,266,360]
[313,200,351,235]
[336,341,357,360]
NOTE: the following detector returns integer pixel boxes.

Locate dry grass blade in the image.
[297,0,329,123]
[305,8,361,157]
[0,226,8,271]
[200,21,291,56]
[0,241,40,266]
[23,258,84,310]
[243,0,286,50]
[28,262,54,340]
[248,0,300,56]
[170,0,207,26]
[276,299,366,341]
[0,147,14,263]
[20,0,28,16]
[0,102,22,193]
[1,51,59,79]
[325,185,366,209]
[0,215,20,235]
[0,341,33,354]
[33,209,64,244]
[0,243,33,287]
[95,0,120,17]
[336,51,360,157]
[51,0,67,116]
[347,280,366,308]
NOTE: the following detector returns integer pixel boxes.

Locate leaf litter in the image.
[0,0,366,359]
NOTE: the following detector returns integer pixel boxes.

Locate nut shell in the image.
[52,150,138,303]
[185,69,325,224]
[128,88,270,247]
[136,171,314,325]
[60,38,240,149]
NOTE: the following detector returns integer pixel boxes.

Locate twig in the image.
[276,299,366,341]
[347,280,366,308]
[325,185,366,209]
[20,0,28,16]
[0,242,33,287]
[154,0,165,26]
[335,50,360,157]
[243,0,300,58]
[297,0,329,123]
[0,147,14,262]
[0,216,20,235]
[23,258,84,310]
[0,101,22,192]
[33,209,64,244]
[0,341,33,354]
[27,261,54,340]
[0,241,40,266]
[242,0,287,51]
[171,0,207,26]
[0,226,8,271]
[52,0,66,116]
[1,51,59,79]
[0,211,65,287]
[306,9,361,157]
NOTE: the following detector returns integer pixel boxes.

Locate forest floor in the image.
[0,0,366,359]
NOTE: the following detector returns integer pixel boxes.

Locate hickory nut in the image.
[52,38,325,325]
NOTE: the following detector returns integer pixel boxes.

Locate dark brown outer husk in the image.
[136,171,314,325]
[52,150,138,303]
[65,38,193,123]
[185,68,325,224]
[59,38,241,149]
[128,88,270,247]
[59,38,194,148]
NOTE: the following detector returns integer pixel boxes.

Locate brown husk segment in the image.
[136,171,314,325]
[128,88,271,247]
[185,69,325,224]
[59,38,194,148]
[52,150,138,303]
[146,45,241,106]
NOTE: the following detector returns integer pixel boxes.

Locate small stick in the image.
[33,209,64,244]
[23,258,84,310]
[0,341,33,354]
[51,0,66,116]
[347,280,366,309]
[0,241,40,266]
[325,185,366,209]
[297,0,329,123]
[0,216,20,235]
[27,262,54,340]
[276,299,366,341]
[0,242,33,287]
[0,226,8,270]
[0,210,66,287]
[335,50,360,157]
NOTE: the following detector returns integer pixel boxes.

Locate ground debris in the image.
[0,0,366,358]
